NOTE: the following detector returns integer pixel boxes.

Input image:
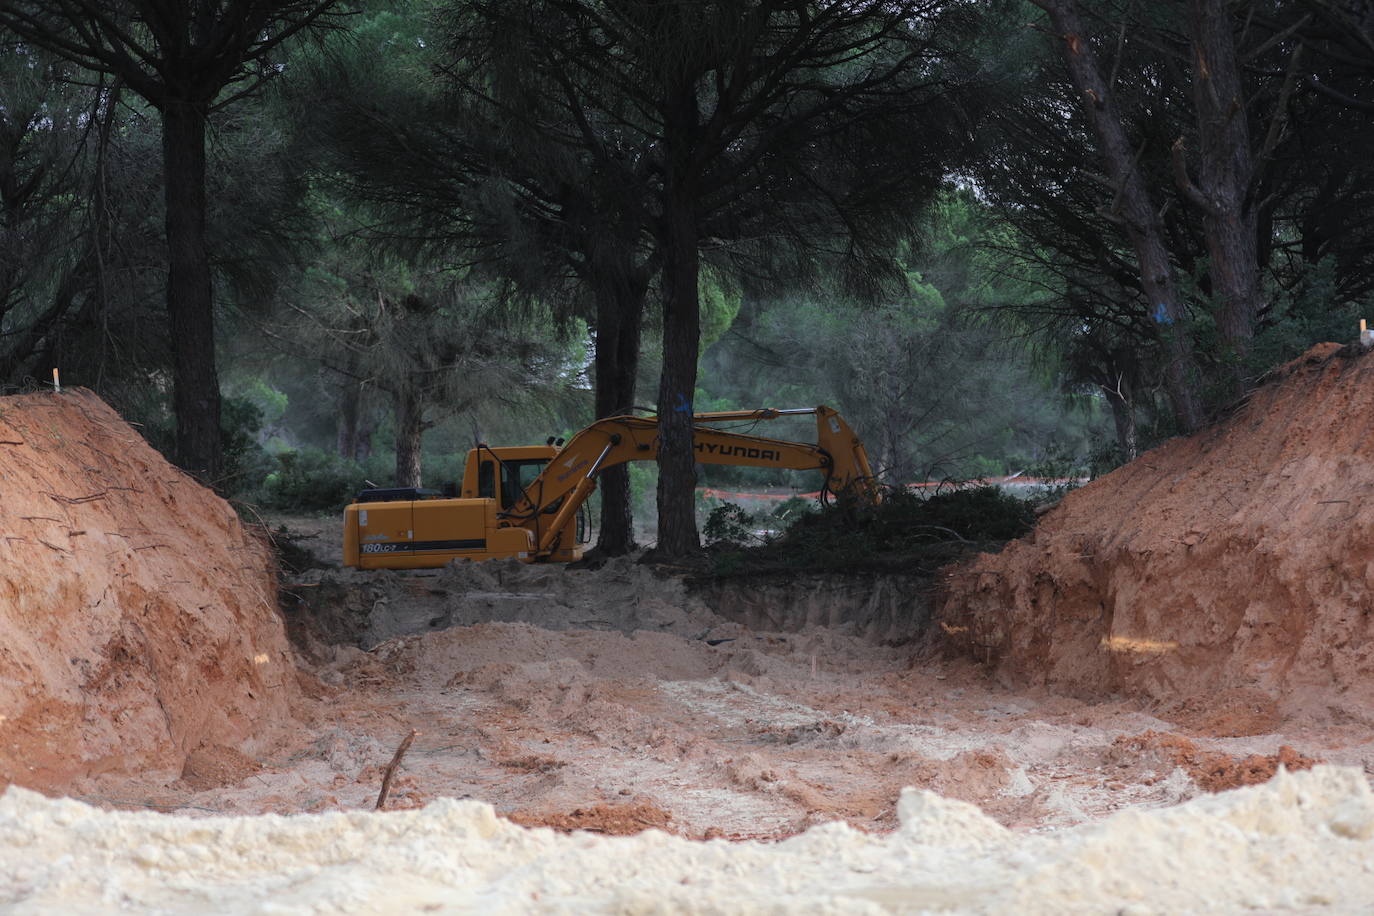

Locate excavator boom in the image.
[513,407,875,556]
[342,405,876,568]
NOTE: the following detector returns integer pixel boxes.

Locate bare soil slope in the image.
[937,342,1374,721]
[0,389,298,789]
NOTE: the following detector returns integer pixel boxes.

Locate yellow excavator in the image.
[342,406,877,569]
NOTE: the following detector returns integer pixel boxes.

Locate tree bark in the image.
[338,378,364,460]
[1102,384,1138,461]
[1184,0,1260,397]
[394,385,424,487]
[162,101,223,483]
[654,85,703,558]
[593,271,647,556]
[1035,0,1205,432]
[355,410,374,460]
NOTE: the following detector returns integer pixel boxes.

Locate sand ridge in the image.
[3,765,1372,913]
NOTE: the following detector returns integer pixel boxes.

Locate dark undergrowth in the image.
[699,484,1039,578]
[267,523,331,576]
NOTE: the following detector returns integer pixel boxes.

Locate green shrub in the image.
[424,452,467,489]
[770,495,817,526]
[116,389,272,495]
[221,396,274,494]
[1023,443,1087,504]
[703,502,758,546]
[260,447,366,513]
[705,482,1038,578]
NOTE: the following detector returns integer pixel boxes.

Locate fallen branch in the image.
[375,729,418,811]
[909,524,972,543]
[45,490,114,504]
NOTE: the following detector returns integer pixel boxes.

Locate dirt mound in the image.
[507,801,674,835]
[936,343,1374,720]
[179,744,264,792]
[1109,732,1319,792]
[0,389,298,791]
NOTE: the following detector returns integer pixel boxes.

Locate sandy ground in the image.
[9,382,1374,912]
[63,516,1368,842]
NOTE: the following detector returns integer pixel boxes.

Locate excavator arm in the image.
[503,406,877,557]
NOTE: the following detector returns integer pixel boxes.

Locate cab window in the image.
[478,461,496,500]
[500,459,547,509]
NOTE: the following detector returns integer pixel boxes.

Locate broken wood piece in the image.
[375,729,418,811]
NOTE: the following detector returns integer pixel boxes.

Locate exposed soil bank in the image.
[936,342,1374,722]
[689,572,932,644]
[289,556,933,650]
[0,390,299,790]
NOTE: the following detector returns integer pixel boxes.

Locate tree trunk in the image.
[88,78,122,385]
[394,385,423,487]
[1102,385,1138,461]
[161,100,222,483]
[1036,0,1204,432]
[593,272,647,557]
[1137,238,1203,433]
[654,205,702,556]
[654,87,703,558]
[338,378,364,459]
[355,417,374,460]
[1186,0,1260,397]
[161,101,223,483]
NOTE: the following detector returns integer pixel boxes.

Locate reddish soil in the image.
[4,380,1370,841]
[937,342,1374,723]
[508,802,676,835]
[0,389,300,791]
[179,743,264,792]
[62,608,1367,837]
[1109,731,1319,792]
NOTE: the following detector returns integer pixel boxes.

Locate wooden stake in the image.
[1362,319,1368,333]
[374,729,418,811]
[52,368,60,393]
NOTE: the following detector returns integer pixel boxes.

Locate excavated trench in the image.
[688,573,933,645]
[7,363,1374,912]
[284,559,935,653]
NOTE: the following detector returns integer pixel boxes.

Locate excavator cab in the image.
[474,456,547,509]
